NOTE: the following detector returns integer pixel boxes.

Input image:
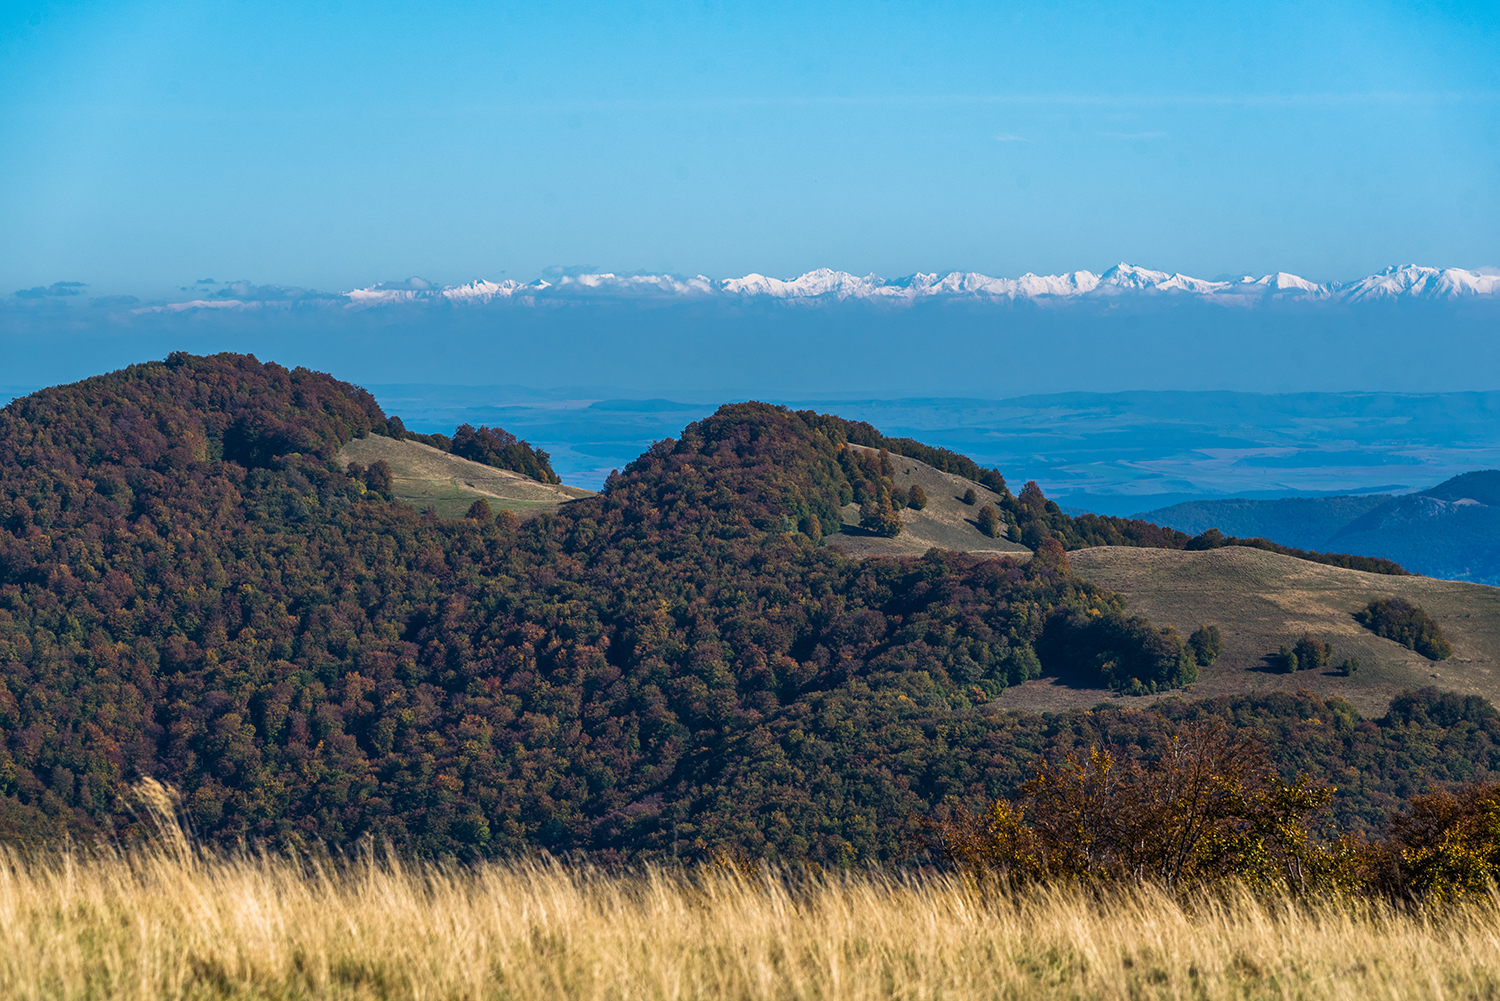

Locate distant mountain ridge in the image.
[120,262,1500,313]
[1140,471,1500,585]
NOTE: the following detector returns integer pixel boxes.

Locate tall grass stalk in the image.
[0,845,1497,999]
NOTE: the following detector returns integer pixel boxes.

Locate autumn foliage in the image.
[0,353,1494,874]
[925,718,1500,905]
[924,721,1343,893]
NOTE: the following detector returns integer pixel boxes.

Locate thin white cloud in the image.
[993,133,1031,142]
[16,91,1497,123]
[1477,266,1500,277]
[1098,130,1168,140]
[461,91,1500,116]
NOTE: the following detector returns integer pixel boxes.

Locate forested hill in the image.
[0,354,1470,863]
[1,350,386,474]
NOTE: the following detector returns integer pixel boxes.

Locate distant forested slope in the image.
[0,353,1485,863]
[1136,495,1393,550]
[1142,473,1500,583]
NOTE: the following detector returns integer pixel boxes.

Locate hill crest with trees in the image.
[0,353,1485,863]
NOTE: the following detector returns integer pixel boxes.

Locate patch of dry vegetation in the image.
[1008,545,1500,716]
[825,445,1032,559]
[5,844,1500,1000]
[338,434,592,519]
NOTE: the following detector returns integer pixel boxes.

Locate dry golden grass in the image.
[1001,544,1500,716]
[823,445,1032,561]
[4,840,1500,1000]
[337,435,592,519]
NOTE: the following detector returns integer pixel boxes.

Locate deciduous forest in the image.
[0,354,1493,867]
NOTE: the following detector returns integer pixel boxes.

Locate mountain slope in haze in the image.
[1135,495,1397,551]
[1330,471,1500,584]
[1141,472,1500,584]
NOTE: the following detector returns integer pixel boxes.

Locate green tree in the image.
[961,487,977,506]
[1188,625,1223,666]
[907,483,927,510]
[1276,633,1331,674]
[1356,598,1453,661]
[976,504,1000,538]
[364,459,394,499]
[1036,606,1195,693]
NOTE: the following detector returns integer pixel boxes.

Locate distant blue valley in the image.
[365,386,1500,514]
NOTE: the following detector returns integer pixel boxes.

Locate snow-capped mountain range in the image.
[141,263,1500,313]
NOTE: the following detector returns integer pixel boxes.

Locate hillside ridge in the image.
[2,354,1498,865]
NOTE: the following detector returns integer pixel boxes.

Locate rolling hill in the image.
[3,352,1500,863]
[998,546,1500,718]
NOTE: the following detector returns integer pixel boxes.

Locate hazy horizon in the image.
[4,2,1497,294]
[6,0,1498,511]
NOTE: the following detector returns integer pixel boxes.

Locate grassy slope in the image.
[337,434,593,518]
[823,444,1033,558]
[1000,545,1500,717]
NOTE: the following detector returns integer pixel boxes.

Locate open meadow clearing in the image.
[4,843,1500,1000]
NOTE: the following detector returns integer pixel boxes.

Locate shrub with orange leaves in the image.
[920,720,1353,895]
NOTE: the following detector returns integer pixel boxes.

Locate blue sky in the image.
[3,0,1497,294]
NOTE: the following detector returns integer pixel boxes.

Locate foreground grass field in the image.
[5,844,1500,1000]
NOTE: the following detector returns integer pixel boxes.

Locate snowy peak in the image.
[118,263,1500,313]
[722,269,886,299]
[1253,272,1324,293]
[1339,265,1500,303]
[546,272,717,298]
